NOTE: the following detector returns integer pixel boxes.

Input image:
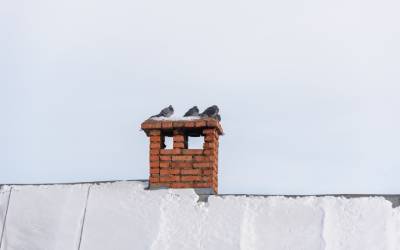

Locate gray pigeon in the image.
[150,105,174,118]
[200,105,219,118]
[183,106,200,117]
[215,114,221,121]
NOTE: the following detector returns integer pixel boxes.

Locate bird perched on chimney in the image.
[150,105,174,119]
[183,106,200,117]
[200,105,220,119]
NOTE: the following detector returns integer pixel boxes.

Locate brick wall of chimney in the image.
[141,119,223,194]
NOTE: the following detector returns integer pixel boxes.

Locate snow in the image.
[0,184,89,250]
[246,197,325,250]
[1,181,400,250]
[149,116,201,121]
[80,182,165,250]
[0,186,11,243]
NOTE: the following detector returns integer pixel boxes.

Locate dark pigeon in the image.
[183,106,200,117]
[200,105,219,118]
[150,105,174,119]
[215,114,221,121]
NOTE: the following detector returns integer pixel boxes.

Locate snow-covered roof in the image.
[1,181,400,250]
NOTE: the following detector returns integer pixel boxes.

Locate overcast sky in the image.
[1,0,400,194]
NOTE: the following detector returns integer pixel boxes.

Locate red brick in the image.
[141,122,152,130]
[194,156,209,162]
[203,150,213,155]
[182,149,203,155]
[195,120,206,127]
[160,162,170,168]
[161,176,180,182]
[150,177,159,183]
[150,155,159,161]
[185,121,195,128]
[206,133,218,140]
[169,175,180,182]
[159,176,170,183]
[150,162,159,167]
[207,120,218,127]
[173,135,185,142]
[173,142,186,149]
[160,169,170,175]
[146,121,161,129]
[202,176,212,181]
[150,149,159,155]
[203,169,212,175]
[150,143,162,149]
[173,121,185,128]
[149,130,161,136]
[150,168,159,174]
[203,129,215,135]
[160,149,181,155]
[169,169,180,175]
[171,162,193,168]
[204,136,215,142]
[193,162,210,168]
[172,155,192,161]
[160,155,171,161]
[150,136,161,142]
[181,176,201,181]
[209,156,217,161]
[203,142,215,149]
[181,169,200,175]
[161,121,173,128]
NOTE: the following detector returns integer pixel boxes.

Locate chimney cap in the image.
[141,118,223,136]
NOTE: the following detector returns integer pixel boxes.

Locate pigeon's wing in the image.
[184,107,199,117]
[214,105,220,114]
[202,107,212,116]
[159,107,170,116]
[164,106,174,117]
[204,106,218,116]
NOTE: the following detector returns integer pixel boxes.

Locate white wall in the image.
[0,181,399,250]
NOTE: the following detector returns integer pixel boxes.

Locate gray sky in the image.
[1,0,400,194]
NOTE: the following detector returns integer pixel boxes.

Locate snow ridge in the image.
[77,185,92,250]
[240,198,256,249]
[150,190,169,250]
[319,201,327,250]
[0,187,12,250]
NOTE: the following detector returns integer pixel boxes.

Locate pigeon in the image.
[183,106,200,117]
[150,105,174,119]
[215,114,221,121]
[200,105,219,118]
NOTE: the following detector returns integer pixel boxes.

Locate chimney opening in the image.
[164,136,173,149]
[188,136,204,149]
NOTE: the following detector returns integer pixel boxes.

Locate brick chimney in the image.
[141,118,223,194]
